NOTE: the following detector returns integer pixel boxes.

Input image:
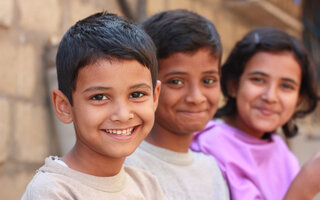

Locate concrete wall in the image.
[0,0,318,199]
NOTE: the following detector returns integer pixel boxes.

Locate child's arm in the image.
[284,152,320,200]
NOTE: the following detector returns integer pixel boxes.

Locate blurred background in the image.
[0,0,320,199]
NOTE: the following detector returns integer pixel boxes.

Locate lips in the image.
[256,107,277,116]
[177,109,209,118]
[181,111,206,114]
[177,108,208,113]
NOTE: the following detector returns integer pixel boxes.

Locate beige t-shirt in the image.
[22,156,167,200]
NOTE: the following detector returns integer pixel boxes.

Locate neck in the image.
[62,141,125,177]
[145,122,194,153]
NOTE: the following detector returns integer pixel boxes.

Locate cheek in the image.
[73,102,106,126]
[235,93,253,122]
[208,87,221,104]
[236,102,249,122]
[281,95,300,121]
[158,88,181,107]
[136,102,156,124]
[236,89,251,107]
[236,82,260,107]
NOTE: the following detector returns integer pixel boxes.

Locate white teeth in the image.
[106,128,134,136]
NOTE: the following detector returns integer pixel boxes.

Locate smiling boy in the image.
[125,9,229,199]
[21,12,166,200]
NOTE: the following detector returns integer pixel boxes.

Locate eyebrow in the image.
[247,71,268,77]
[247,71,299,86]
[82,86,111,93]
[202,70,219,74]
[82,83,152,94]
[129,83,152,91]
[281,78,299,86]
[163,70,219,78]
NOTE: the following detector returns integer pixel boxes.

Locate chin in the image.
[108,148,136,158]
[254,127,277,135]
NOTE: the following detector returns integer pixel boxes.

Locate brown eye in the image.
[130,92,145,98]
[92,94,108,100]
[203,78,216,84]
[281,83,294,90]
[250,77,264,83]
[169,79,183,85]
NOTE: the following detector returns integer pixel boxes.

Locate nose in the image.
[185,85,206,105]
[110,100,134,122]
[261,84,278,103]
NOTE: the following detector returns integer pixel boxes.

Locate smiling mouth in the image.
[104,127,135,136]
[179,110,207,114]
[257,108,276,115]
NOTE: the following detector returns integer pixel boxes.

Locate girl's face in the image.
[230,51,302,138]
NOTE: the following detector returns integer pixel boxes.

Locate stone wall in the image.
[1,0,318,199]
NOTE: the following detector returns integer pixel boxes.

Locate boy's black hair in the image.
[141,9,222,63]
[56,12,158,104]
[216,27,319,138]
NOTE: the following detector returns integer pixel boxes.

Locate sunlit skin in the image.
[224,51,302,139]
[146,47,221,152]
[52,59,160,177]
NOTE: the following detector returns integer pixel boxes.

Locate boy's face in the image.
[68,59,160,159]
[155,47,220,135]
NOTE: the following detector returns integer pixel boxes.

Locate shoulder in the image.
[125,142,163,168]
[193,120,235,142]
[271,134,289,145]
[271,134,299,162]
[271,134,296,154]
[191,151,226,179]
[22,169,71,200]
[190,151,230,196]
[191,120,239,155]
[124,165,166,188]
[123,166,167,200]
[124,165,158,183]
[192,151,221,171]
[125,147,150,168]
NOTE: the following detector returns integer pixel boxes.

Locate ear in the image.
[52,89,73,124]
[152,80,161,111]
[227,79,238,98]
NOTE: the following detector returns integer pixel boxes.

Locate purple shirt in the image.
[191,120,300,200]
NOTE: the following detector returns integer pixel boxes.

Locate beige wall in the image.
[0,0,318,199]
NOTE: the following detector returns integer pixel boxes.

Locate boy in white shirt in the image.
[125,9,229,200]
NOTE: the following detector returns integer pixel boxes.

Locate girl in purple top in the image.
[191,27,319,200]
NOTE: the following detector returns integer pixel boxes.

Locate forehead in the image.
[75,59,153,90]
[243,51,301,80]
[158,48,219,74]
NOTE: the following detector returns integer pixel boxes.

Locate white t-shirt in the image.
[125,141,230,200]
